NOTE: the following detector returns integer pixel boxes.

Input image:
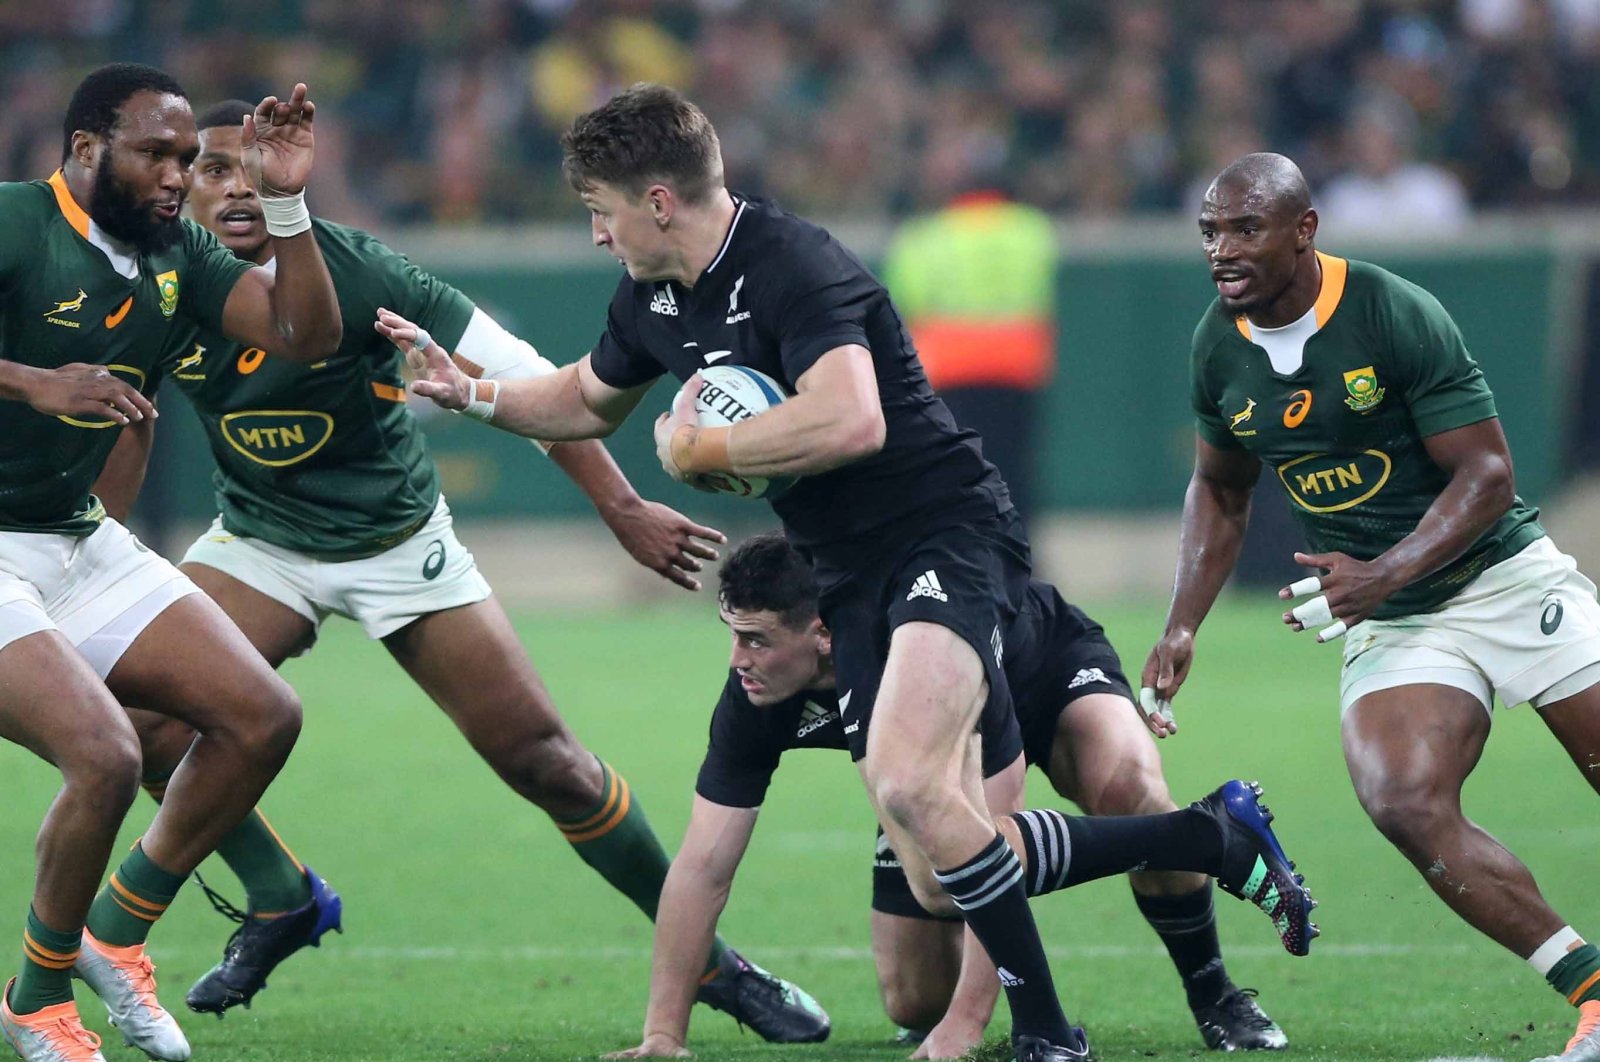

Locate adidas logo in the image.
[990,625,1004,666]
[1068,667,1108,690]
[997,966,1024,988]
[906,570,948,603]
[649,285,679,316]
[796,699,838,738]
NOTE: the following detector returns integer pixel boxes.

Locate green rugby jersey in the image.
[163,218,474,558]
[1191,252,1544,619]
[0,172,252,535]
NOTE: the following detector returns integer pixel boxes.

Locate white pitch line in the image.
[148,941,1476,963]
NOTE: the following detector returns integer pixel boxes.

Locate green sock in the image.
[214,811,312,916]
[141,769,310,918]
[1549,943,1600,1005]
[10,908,79,1013]
[557,759,731,977]
[86,843,185,947]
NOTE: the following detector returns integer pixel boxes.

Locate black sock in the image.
[1012,807,1223,893]
[1134,883,1229,1007]
[934,833,1072,1044]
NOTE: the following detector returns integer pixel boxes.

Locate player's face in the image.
[87,91,197,255]
[189,125,269,263]
[581,180,672,281]
[1199,178,1313,323]
[722,607,829,706]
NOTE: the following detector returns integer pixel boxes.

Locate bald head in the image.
[1207,152,1312,221]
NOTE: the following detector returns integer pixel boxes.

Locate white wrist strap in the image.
[261,190,312,237]
[462,378,498,423]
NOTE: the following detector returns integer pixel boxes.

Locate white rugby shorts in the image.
[181,496,492,642]
[1340,536,1600,716]
[0,518,199,678]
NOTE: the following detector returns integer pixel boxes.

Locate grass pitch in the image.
[0,597,1591,1061]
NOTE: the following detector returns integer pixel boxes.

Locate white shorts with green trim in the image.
[1340,536,1600,716]
[0,518,199,678]
[181,496,491,643]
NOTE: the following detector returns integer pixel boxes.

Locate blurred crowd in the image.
[1,0,1597,228]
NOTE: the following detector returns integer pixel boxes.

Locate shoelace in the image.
[1220,988,1274,1030]
[34,1014,102,1058]
[111,950,164,1013]
[194,871,249,926]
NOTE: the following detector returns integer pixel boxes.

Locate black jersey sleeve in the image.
[588,278,665,389]
[768,232,877,383]
[694,675,786,808]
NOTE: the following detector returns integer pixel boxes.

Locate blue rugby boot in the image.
[185,866,343,1015]
[1198,781,1319,957]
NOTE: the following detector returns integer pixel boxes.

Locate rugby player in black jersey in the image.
[612,533,1293,1057]
[398,84,1316,1062]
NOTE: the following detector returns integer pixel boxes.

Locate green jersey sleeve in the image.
[0,183,44,295]
[1191,311,1243,450]
[1383,275,1497,437]
[178,219,255,332]
[362,235,476,355]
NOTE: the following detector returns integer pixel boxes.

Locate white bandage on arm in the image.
[453,308,560,452]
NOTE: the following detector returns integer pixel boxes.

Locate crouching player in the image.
[606,534,1306,1059]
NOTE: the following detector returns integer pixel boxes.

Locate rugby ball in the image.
[675,365,797,499]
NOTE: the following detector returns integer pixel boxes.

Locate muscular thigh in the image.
[1341,683,1492,802]
[0,627,131,765]
[105,591,294,730]
[1045,693,1175,815]
[181,562,317,666]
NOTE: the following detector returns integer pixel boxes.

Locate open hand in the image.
[1279,551,1396,641]
[22,363,155,425]
[243,83,316,196]
[603,499,726,591]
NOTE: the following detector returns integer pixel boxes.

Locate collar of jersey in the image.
[703,194,748,276]
[1235,251,1348,341]
[48,169,141,280]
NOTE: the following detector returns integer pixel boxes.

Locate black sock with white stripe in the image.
[934,832,1073,1044]
[1012,807,1223,894]
[1134,883,1229,1008]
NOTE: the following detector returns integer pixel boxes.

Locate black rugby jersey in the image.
[695,580,1089,808]
[587,195,1012,561]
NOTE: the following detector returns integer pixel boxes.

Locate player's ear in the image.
[1298,208,1318,250]
[646,184,673,228]
[69,129,101,172]
[813,618,831,656]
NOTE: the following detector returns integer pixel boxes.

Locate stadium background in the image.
[3,2,1600,1060]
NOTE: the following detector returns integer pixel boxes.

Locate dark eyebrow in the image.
[196,150,234,165]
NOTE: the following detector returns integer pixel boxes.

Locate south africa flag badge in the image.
[1343,365,1385,412]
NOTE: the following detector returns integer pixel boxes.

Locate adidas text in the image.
[650,286,679,316]
[906,570,948,603]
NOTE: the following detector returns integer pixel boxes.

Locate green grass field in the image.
[0,596,1592,1061]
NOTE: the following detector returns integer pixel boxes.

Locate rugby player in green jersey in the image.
[1143,152,1600,1062]
[0,64,342,1062]
[91,100,826,1045]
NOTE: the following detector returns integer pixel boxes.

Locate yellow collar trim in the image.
[1234,250,1348,340]
[47,169,91,240]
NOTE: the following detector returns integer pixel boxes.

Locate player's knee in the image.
[872,770,946,841]
[880,976,949,1032]
[62,726,143,818]
[1355,776,1453,853]
[498,726,594,814]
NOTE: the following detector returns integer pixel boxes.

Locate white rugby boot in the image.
[72,931,189,1061]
